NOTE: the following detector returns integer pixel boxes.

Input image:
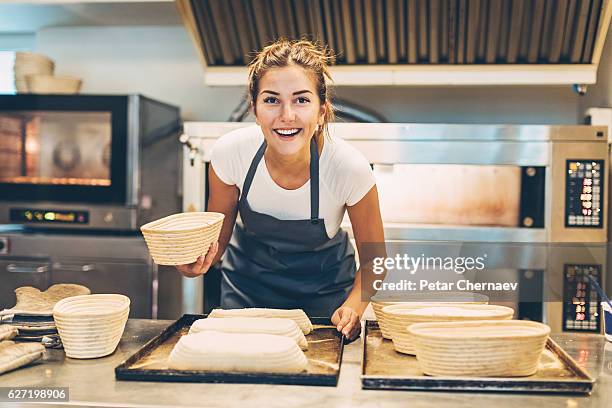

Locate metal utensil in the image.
[586,274,612,310]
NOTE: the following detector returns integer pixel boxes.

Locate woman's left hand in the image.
[331,306,361,341]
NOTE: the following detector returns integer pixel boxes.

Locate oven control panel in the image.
[563,264,601,332]
[10,208,89,225]
[565,160,604,228]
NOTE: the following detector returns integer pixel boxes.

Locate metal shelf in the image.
[202,64,600,86]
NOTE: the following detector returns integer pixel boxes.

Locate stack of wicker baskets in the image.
[384,304,514,354]
[372,292,489,340]
[53,294,130,359]
[409,320,550,377]
[140,212,224,266]
[371,300,404,339]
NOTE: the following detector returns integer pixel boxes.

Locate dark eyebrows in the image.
[259,90,313,96]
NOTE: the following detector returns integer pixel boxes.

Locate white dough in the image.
[0,326,18,341]
[168,331,308,373]
[189,317,308,350]
[208,308,313,334]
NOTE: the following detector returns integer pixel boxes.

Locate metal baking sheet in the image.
[115,314,343,386]
[361,320,594,394]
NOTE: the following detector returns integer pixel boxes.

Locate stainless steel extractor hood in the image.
[177,0,612,86]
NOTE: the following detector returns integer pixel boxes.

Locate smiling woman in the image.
[254,64,324,173]
[175,39,386,341]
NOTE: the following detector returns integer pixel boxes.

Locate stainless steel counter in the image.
[0,319,610,408]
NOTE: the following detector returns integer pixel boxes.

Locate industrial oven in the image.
[0,94,181,230]
[0,94,182,318]
[180,122,609,334]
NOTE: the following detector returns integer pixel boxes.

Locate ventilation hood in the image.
[177,0,612,86]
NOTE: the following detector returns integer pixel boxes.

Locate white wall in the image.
[0,33,35,50]
[335,85,580,124]
[579,29,612,117]
[22,24,612,124]
[35,26,243,121]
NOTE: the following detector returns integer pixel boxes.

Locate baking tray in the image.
[115,314,343,386]
[361,320,595,394]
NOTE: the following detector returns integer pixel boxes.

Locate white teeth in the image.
[275,128,300,136]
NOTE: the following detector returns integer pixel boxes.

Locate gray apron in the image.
[220,137,356,317]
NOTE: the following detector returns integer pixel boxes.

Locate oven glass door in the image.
[0,95,128,204]
[373,164,545,228]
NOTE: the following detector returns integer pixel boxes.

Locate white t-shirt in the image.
[210,125,376,238]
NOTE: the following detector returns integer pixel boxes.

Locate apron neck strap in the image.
[309,136,319,222]
[240,140,267,201]
[240,137,320,222]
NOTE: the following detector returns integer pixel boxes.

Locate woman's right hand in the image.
[175,242,219,278]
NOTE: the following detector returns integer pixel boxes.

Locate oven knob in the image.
[523,217,534,227]
[104,212,114,223]
[0,237,8,254]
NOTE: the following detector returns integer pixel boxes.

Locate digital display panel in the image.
[563,264,601,332]
[10,208,89,224]
[565,160,604,228]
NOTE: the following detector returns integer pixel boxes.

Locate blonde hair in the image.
[247,38,335,139]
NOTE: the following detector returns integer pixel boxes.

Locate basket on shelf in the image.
[14,52,55,93]
[26,74,82,94]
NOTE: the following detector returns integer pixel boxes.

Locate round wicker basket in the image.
[140,212,224,266]
[53,294,130,359]
[26,74,82,95]
[409,320,550,377]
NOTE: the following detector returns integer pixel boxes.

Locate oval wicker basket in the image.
[372,300,406,339]
[384,304,513,354]
[409,320,550,377]
[372,291,489,340]
[140,212,225,266]
[373,293,489,340]
[53,294,130,359]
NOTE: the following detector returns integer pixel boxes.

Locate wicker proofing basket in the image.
[140,212,225,266]
[53,294,130,359]
[372,301,405,339]
[373,301,443,339]
[14,53,54,75]
[26,74,82,94]
[384,304,513,355]
[409,320,550,377]
[371,292,489,339]
[374,296,490,340]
